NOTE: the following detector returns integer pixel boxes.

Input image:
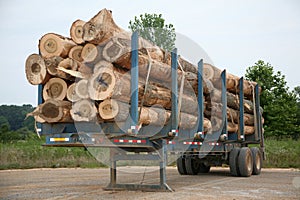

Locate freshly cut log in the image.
[206,102,255,126]
[82,8,124,44]
[68,45,83,62]
[89,62,198,114]
[98,99,211,131]
[46,57,77,80]
[203,63,259,97]
[227,122,255,135]
[70,99,98,121]
[39,100,72,123]
[43,78,67,101]
[25,54,50,85]
[81,43,103,63]
[39,33,76,58]
[67,83,81,102]
[45,55,63,73]
[70,19,85,44]
[75,79,89,99]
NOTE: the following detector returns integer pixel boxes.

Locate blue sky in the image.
[0,0,299,105]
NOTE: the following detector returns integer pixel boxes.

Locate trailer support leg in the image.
[105,141,173,192]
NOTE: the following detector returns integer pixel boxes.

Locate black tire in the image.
[198,163,211,173]
[176,156,187,175]
[251,147,262,175]
[238,147,253,177]
[185,156,199,175]
[229,147,240,176]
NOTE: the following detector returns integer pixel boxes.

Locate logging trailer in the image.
[38,32,265,192]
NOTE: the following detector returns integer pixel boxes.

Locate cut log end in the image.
[67,83,81,102]
[39,33,75,58]
[25,54,49,85]
[43,78,67,101]
[70,19,85,44]
[75,79,89,99]
[40,100,72,123]
[98,99,119,120]
[71,99,97,121]
[88,66,116,100]
[68,45,83,62]
[81,43,99,63]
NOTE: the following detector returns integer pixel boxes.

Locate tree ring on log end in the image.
[44,38,58,53]
[71,99,97,121]
[25,54,48,85]
[98,99,119,120]
[102,39,123,62]
[81,43,98,63]
[75,79,89,99]
[88,67,116,100]
[40,100,63,123]
[43,78,67,101]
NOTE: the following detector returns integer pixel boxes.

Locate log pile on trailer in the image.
[25,8,263,137]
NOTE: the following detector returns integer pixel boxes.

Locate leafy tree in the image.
[0,104,34,131]
[245,60,299,139]
[129,13,176,51]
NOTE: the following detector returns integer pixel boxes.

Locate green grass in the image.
[263,138,300,168]
[0,136,299,170]
[0,136,105,170]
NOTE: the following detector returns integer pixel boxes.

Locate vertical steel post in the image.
[221,70,228,136]
[130,31,139,133]
[255,85,262,141]
[197,60,204,133]
[239,77,245,141]
[38,84,43,105]
[171,49,178,133]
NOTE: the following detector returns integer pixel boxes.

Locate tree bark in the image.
[98,99,212,131]
[25,54,50,85]
[39,33,76,58]
[88,61,198,114]
[70,99,98,121]
[43,78,67,101]
[70,19,85,44]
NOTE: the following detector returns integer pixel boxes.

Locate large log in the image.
[66,83,81,102]
[88,61,198,115]
[46,57,77,80]
[70,19,86,44]
[25,54,50,85]
[75,79,89,99]
[70,99,98,121]
[68,45,84,62]
[82,9,124,44]
[43,78,67,101]
[203,63,260,98]
[38,100,72,123]
[98,99,212,131]
[39,33,76,58]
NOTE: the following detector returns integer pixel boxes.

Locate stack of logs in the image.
[25,8,263,135]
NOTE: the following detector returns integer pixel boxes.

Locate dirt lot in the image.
[0,167,299,200]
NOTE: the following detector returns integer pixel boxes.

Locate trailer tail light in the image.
[113,139,147,144]
[50,138,70,142]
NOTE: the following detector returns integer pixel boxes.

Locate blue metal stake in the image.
[197,60,204,134]
[254,85,262,141]
[38,84,43,105]
[239,77,245,141]
[221,70,228,136]
[130,31,139,134]
[171,48,178,134]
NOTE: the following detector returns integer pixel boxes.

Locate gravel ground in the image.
[0,167,299,199]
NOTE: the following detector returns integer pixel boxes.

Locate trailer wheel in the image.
[229,147,240,176]
[176,156,187,175]
[250,147,262,175]
[198,163,210,173]
[238,147,253,177]
[185,156,199,175]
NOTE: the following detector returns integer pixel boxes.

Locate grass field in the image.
[0,136,299,169]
